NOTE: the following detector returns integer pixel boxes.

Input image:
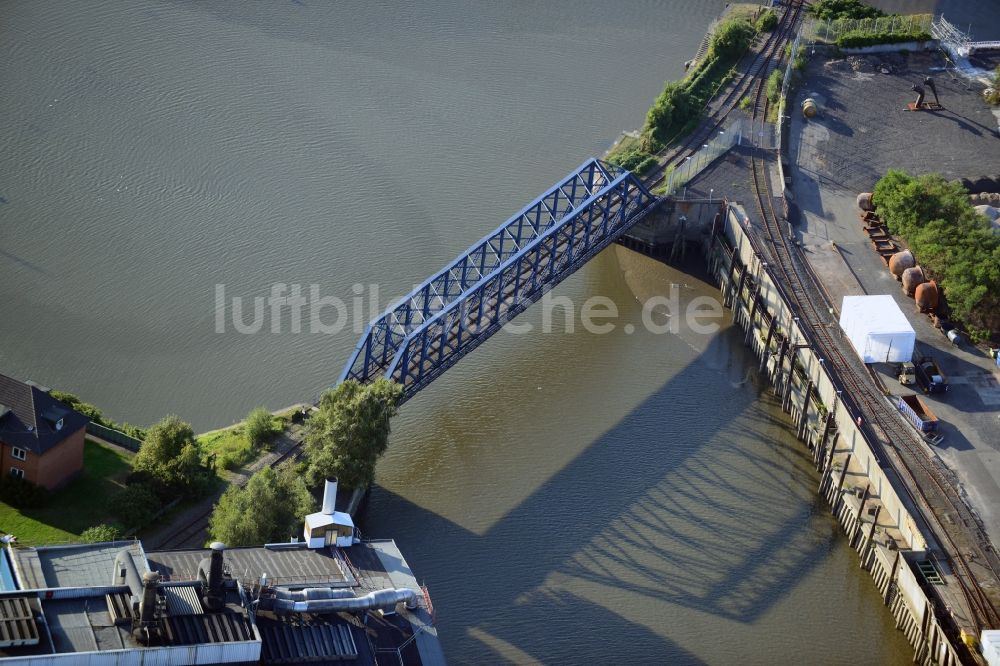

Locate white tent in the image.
[839,295,915,364]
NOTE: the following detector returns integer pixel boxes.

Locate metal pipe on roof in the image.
[273,587,355,602]
[199,541,226,612]
[273,588,417,614]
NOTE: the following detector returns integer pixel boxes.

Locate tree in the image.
[208,462,315,546]
[303,378,403,491]
[244,406,276,450]
[133,415,211,495]
[80,524,123,543]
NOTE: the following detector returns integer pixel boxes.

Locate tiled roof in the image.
[0,373,89,455]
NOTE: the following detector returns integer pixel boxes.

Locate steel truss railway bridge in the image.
[340,159,658,402]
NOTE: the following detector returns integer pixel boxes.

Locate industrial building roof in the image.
[146,543,352,587]
[0,539,443,665]
[10,541,148,589]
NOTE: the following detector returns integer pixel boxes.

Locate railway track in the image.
[744,28,1000,638]
[641,0,804,189]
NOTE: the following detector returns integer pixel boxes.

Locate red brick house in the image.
[0,374,89,490]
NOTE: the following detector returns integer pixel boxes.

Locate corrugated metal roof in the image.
[164,585,203,616]
[258,619,358,663]
[147,545,348,587]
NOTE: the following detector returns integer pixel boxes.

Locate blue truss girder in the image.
[339,160,658,401]
[341,159,620,385]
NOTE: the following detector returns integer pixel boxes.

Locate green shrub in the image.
[766,69,783,104]
[80,524,123,543]
[756,9,779,32]
[49,391,147,440]
[873,170,1000,341]
[111,483,161,530]
[836,29,931,48]
[709,16,756,61]
[0,476,48,509]
[244,406,277,450]
[986,67,1000,106]
[607,146,657,175]
[809,0,883,21]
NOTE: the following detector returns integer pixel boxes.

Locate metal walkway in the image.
[341,159,658,402]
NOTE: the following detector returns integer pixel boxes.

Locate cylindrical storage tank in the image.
[857,192,874,211]
[915,280,939,312]
[901,266,925,296]
[802,98,818,118]
[888,250,914,278]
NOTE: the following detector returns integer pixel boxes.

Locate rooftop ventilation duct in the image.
[274,588,417,615]
[135,571,161,644]
[111,550,143,615]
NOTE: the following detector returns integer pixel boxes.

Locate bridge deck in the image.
[341,159,658,401]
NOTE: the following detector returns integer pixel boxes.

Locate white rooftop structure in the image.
[303,479,356,548]
[839,295,915,364]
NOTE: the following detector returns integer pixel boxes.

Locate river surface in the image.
[3,1,916,663]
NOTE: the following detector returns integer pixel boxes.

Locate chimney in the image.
[139,571,160,625]
[199,542,226,611]
[322,478,338,515]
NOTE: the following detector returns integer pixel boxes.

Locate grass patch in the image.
[0,440,132,545]
[197,411,285,472]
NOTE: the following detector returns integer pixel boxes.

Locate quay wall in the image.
[706,203,963,666]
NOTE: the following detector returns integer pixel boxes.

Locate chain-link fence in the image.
[664,119,744,196]
[804,14,933,44]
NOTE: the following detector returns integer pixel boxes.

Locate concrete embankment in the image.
[705,203,965,666]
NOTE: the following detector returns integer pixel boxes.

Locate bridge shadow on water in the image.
[361,331,841,664]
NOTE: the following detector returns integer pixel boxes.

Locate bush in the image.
[80,524,123,543]
[756,9,779,32]
[873,170,1000,341]
[49,391,148,440]
[766,69,783,104]
[0,476,48,509]
[986,67,1000,106]
[607,146,658,175]
[244,407,277,450]
[809,0,883,21]
[111,483,161,530]
[709,17,756,61]
[836,29,931,48]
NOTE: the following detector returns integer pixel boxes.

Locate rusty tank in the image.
[901,265,926,296]
[915,279,939,312]
[888,250,914,278]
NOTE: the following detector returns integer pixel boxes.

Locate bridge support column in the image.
[773,338,789,396]
[797,379,814,441]
[759,314,776,373]
[744,279,762,348]
[723,250,740,308]
[832,453,852,515]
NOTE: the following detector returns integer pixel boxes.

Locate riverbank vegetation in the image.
[873,170,1000,342]
[196,406,287,471]
[205,378,404,546]
[49,390,147,440]
[606,11,759,175]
